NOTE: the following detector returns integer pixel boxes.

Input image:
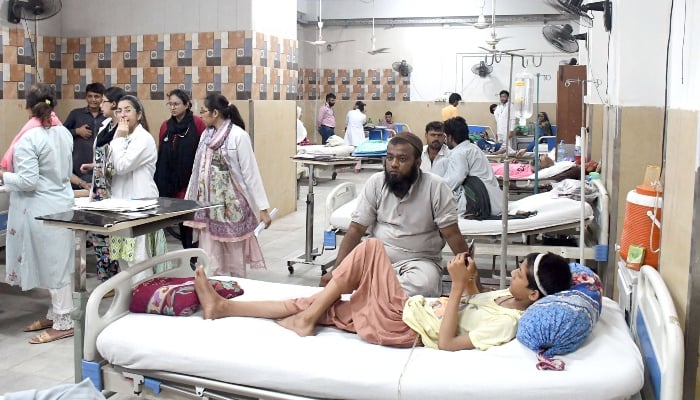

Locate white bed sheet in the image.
[297,144,356,157]
[96,278,642,400]
[329,192,593,236]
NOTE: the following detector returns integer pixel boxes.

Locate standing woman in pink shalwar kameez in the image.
[185,94,272,277]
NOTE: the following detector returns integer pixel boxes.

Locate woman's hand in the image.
[447,253,478,286]
[80,163,96,174]
[115,117,130,138]
[259,209,272,228]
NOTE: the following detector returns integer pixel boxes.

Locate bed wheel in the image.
[288,265,295,274]
[332,172,337,180]
[313,178,318,186]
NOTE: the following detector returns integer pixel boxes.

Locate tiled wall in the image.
[2,27,412,102]
[298,68,411,101]
[2,27,299,101]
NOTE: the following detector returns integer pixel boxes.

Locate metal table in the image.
[36,197,218,383]
[289,156,359,274]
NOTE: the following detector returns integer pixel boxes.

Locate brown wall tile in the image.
[198,32,214,50]
[66,68,81,85]
[42,68,57,84]
[143,67,158,83]
[170,67,185,84]
[91,68,105,85]
[117,68,131,84]
[117,36,131,52]
[86,53,98,69]
[170,34,185,50]
[137,51,150,67]
[5,47,17,64]
[43,36,56,53]
[198,67,214,84]
[192,50,206,69]
[67,38,80,54]
[228,31,245,48]
[164,50,177,67]
[137,84,150,99]
[112,53,123,68]
[228,66,245,83]
[221,49,236,66]
[143,34,158,51]
[222,83,236,100]
[10,29,24,46]
[191,83,206,100]
[91,37,105,53]
[4,82,17,98]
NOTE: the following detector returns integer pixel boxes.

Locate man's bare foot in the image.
[277,312,317,337]
[194,266,228,320]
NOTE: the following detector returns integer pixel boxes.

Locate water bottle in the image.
[557,140,566,162]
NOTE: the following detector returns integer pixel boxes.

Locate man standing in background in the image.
[316,93,336,144]
[440,93,461,121]
[493,89,516,145]
[63,82,106,188]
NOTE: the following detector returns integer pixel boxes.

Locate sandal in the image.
[28,328,74,344]
[23,319,53,332]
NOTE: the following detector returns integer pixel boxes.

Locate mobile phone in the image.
[467,239,475,257]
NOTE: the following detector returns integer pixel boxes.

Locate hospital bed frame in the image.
[77,248,682,400]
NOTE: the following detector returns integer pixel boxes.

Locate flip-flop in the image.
[22,319,53,332]
[28,328,74,344]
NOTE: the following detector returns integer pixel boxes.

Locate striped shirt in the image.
[317,103,335,128]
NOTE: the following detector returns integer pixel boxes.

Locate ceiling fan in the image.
[305,0,354,48]
[476,0,523,53]
[365,14,390,55]
[471,0,490,29]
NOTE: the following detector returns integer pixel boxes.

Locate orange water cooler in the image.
[619,184,663,269]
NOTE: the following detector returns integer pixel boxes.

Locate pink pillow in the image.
[129,277,244,316]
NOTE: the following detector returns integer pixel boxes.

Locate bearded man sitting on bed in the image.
[319,132,471,298]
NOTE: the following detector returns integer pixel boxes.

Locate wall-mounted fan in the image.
[392,60,413,77]
[7,0,61,23]
[546,0,612,31]
[542,24,587,53]
[471,61,493,78]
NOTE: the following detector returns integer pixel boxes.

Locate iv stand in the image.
[486,50,542,289]
[533,72,551,194]
[565,77,601,264]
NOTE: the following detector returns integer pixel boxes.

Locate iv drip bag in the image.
[513,71,534,126]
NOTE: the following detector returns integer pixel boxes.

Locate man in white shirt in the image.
[493,90,516,145]
[420,121,451,175]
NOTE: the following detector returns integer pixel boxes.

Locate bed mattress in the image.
[96,278,642,400]
[297,144,356,157]
[492,160,576,180]
[329,192,593,236]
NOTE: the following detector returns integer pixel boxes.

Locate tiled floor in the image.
[0,165,505,395]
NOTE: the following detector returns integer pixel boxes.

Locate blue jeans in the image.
[319,125,335,144]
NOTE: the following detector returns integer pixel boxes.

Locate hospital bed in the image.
[491,161,579,194]
[82,248,645,400]
[325,178,609,276]
[296,145,357,181]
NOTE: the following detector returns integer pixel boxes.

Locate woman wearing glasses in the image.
[154,90,205,259]
[185,93,272,278]
[108,95,166,279]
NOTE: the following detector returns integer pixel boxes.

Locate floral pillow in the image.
[129,277,244,316]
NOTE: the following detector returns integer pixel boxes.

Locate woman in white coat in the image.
[1,83,76,343]
[185,94,272,277]
[344,100,367,172]
[108,95,166,277]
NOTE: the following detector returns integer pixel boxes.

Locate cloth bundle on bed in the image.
[296,144,356,157]
[130,277,244,316]
[517,263,604,371]
[491,161,578,181]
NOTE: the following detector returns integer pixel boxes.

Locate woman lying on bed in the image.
[194,238,571,351]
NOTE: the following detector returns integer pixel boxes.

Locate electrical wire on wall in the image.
[660,0,676,179]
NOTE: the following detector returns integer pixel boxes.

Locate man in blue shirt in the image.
[63,82,106,188]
